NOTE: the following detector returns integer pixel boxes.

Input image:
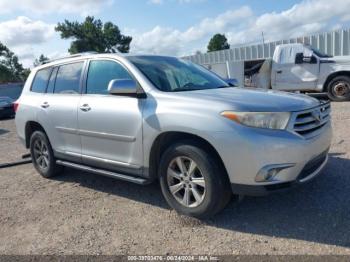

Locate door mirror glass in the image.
[303,56,312,63]
[108,79,138,95]
[295,53,304,64]
[225,78,239,87]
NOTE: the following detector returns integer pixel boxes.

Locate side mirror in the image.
[295,53,304,64]
[303,56,312,63]
[108,79,137,95]
[225,78,239,87]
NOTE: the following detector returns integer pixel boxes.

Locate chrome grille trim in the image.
[288,102,331,139]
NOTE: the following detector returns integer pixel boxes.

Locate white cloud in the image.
[129,6,252,56]
[148,0,163,4]
[0,0,113,15]
[130,0,350,56]
[0,16,57,67]
[0,16,55,47]
[148,0,203,4]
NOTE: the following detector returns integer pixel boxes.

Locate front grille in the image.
[292,102,331,138]
[298,150,328,180]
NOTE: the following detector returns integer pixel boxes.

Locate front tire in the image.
[30,131,63,178]
[327,76,350,101]
[159,142,231,219]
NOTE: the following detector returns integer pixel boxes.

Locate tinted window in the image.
[86,60,132,94]
[31,68,52,93]
[46,67,58,93]
[54,62,83,94]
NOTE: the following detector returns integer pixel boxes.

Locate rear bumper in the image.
[231,151,329,196]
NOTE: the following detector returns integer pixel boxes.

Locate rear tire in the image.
[326,76,350,101]
[159,142,232,219]
[30,131,63,178]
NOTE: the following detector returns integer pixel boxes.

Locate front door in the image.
[78,59,144,175]
[272,46,319,91]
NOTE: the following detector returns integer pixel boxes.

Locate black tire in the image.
[326,75,350,101]
[29,130,63,178]
[159,142,232,219]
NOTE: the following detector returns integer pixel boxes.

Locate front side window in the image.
[127,56,229,92]
[54,62,84,94]
[31,68,52,93]
[311,48,332,58]
[86,60,133,94]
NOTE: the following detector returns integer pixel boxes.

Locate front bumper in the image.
[231,150,328,196]
[207,121,332,195]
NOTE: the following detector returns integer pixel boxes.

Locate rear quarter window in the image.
[31,68,52,93]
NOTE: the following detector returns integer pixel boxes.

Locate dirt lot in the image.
[0,102,349,255]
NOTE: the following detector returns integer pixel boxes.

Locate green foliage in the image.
[55,16,132,54]
[34,54,49,67]
[0,42,30,84]
[207,34,230,52]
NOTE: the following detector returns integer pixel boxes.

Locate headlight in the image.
[221,111,291,130]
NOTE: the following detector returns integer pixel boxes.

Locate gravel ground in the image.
[0,102,349,255]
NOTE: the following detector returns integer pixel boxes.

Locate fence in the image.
[183,28,350,65]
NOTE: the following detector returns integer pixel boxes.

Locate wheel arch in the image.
[148,131,228,180]
[24,121,47,148]
[323,71,350,92]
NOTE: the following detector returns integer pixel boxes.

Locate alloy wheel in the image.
[33,138,49,170]
[167,156,206,208]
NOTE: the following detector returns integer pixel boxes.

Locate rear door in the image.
[78,59,144,175]
[37,61,85,162]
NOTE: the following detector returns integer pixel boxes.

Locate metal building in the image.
[183,28,350,66]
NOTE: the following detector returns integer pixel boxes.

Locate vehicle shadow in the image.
[54,154,350,248]
[0,129,10,136]
[55,168,171,210]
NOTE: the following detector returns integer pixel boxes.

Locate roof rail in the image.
[41,51,99,65]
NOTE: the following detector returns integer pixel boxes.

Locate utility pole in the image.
[262,32,265,45]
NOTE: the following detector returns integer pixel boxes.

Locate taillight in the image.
[13,101,19,112]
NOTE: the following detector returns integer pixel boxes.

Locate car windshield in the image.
[311,47,332,58]
[127,56,229,92]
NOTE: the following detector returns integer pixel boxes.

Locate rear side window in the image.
[31,68,52,93]
[54,62,84,94]
[86,60,132,94]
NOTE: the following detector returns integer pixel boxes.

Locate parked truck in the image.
[213,43,350,101]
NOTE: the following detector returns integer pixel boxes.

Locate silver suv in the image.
[15,53,332,218]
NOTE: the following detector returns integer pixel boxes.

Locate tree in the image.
[207,34,230,52]
[0,42,30,83]
[34,54,49,67]
[55,16,132,54]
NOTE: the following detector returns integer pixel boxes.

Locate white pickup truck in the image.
[230,43,350,101]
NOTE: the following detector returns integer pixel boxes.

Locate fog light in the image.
[255,163,295,182]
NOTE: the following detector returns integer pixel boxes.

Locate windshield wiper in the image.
[216,85,231,89]
[172,87,203,92]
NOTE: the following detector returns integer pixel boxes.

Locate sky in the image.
[1,0,350,67]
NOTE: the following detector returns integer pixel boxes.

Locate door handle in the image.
[79,104,91,112]
[41,102,49,108]
[276,70,283,74]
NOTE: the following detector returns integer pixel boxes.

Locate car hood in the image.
[171,87,321,112]
[321,56,350,65]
